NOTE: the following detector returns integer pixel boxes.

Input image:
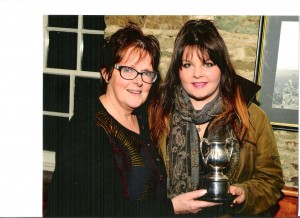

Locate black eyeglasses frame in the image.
[114,64,158,84]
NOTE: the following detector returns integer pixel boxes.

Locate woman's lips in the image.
[192,82,207,88]
[127,89,142,94]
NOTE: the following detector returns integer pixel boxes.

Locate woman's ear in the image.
[100,68,109,83]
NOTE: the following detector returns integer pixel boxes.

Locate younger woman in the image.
[149,19,284,216]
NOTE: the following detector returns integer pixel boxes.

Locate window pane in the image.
[43,74,70,112]
[82,34,104,72]
[47,31,77,70]
[48,15,78,28]
[74,77,100,113]
[83,15,106,30]
[43,115,69,151]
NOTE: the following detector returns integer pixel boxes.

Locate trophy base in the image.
[196,193,235,217]
[198,193,235,203]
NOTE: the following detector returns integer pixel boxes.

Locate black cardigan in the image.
[45,99,174,217]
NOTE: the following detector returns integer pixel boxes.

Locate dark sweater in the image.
[45,99,174,217]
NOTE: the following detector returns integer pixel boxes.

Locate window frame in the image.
[43,15,103,120]
[43,15,105,171]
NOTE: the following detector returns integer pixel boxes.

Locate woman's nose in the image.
[193,65,204,78]
[133,73,143,86]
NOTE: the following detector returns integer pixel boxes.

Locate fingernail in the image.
[199,190,207,196]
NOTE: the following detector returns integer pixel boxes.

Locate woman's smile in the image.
[192,82,207,88]
[127,89,142,94]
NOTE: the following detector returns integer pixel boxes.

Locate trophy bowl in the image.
[198,138,235,203]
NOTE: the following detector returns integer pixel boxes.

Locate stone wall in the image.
[104,15,298,188]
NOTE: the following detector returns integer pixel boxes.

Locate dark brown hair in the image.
[99,22,161,95]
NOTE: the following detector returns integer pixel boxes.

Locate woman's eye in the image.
[203,62,215,67]
[182,63,191,68]
[123,67,132,73]
[143,71,152,77]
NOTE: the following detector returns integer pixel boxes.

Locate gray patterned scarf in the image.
[166,86,240,198]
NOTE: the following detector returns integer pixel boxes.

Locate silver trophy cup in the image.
[199,138,234,202]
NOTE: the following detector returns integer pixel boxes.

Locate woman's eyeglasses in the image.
[114,64,158,84]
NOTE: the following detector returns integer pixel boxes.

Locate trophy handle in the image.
[225,138,234,159]
[200,138,210,165]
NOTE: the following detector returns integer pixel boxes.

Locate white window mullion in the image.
[45,27,104,35]
[43,68,100,78]
[67,16,83,120]
[69,75,75,120]
[43,15,49,69]
[77,15,84,71]
[43,111,70,118]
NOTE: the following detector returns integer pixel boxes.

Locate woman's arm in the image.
[230,103,285,215]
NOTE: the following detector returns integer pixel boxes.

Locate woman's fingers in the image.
[229,185,245,204]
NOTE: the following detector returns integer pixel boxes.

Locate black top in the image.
[45,98,174,217]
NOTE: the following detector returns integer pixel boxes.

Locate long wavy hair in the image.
[149,19,251,146]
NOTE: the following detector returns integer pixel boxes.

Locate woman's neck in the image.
[195,122,209,139]
[99,95,140,134]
